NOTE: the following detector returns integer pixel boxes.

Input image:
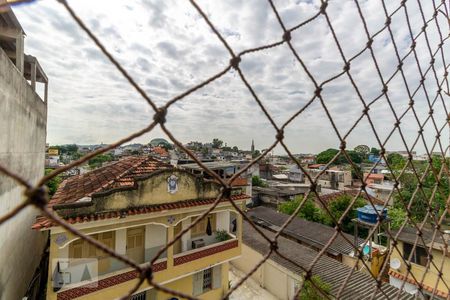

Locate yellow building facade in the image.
[388,230,450,299]
[33,157,248,300]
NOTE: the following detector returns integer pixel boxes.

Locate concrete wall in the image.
[0,47,48,299]
[232,244,302,300]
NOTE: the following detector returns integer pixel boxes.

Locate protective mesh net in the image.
[0,0,449,299]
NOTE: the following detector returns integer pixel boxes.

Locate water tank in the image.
[357,205,387,223]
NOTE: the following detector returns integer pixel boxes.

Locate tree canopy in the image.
[252,175,266,187]
[354,145,370,157]
[44,169,62,196]
[278,194,366,233]
[393,156,448,222]
[212,138,223,149]
[316,148,362,165]
[386,153,406,169]
[370,147,380,156]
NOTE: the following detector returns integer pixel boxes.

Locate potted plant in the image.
[215,230,231,242]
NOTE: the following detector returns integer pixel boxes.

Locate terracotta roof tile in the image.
[48,157,167,208]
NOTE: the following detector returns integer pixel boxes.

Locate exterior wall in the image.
[389,241,450,297]
[45,201,244,300]
[53,170,222,218]
[232,244,302,300]
[0,47,48,299]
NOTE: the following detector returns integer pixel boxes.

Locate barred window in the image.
[202,268,212,291]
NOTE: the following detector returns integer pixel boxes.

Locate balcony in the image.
[53,211,240,298]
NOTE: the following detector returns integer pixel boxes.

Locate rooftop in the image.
[391,227,447,250]
[242,222,413,299]
[247,206,362,256]
[180,161,239,171]
[365,173,385,180]
[48,156,169,208]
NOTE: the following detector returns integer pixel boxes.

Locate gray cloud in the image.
[11,0,449,154]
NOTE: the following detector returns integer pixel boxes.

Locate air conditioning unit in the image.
[192,239,205,249]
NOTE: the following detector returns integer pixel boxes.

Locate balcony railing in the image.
[55,238,239,299]
[174,238,238,266]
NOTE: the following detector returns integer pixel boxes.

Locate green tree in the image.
[298,275,331,300]
[316,148,339,164]
[388,207,409,230]
[278,196,324,223]
[316,148,362,165]
[354,144,370,159]
[252,175,266,187]
[386,153,406,169]
[212,138,223,149]
[44,169,62,197]
[232,146,239,152]
[322,194,366,233]
[88,154,113,169]
[370,147,380,156]
[252,149,261,158]
[393,156,448,222]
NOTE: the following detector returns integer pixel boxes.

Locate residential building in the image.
[32,156,248,299]
[366,182,396,205]
[287,164,304,182]
[259,163,276,180]
[0,5,48,300]
[305,168,352,190]
[180,161,250,202]
[364,173,385,186]
[388,228,449,299]
[251,187,306,207]
[232,221,413,299]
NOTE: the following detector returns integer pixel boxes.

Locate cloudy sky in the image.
[12,0,449,154]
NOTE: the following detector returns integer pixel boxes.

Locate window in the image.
[193,266,221,296]
[202,268,212,291]
[69,231,115,259]
[403,242,428,267]
[130,291,146,300]
[72,240,83,258]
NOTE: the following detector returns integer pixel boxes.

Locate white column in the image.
[15,31,24,74]
[181,219,191,252]
[30,61,36,90]
[216,211,230,232]
[115,229,126,255]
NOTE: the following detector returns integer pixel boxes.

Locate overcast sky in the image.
[12,0,449,154]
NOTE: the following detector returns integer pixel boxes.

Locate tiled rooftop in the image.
[242,222,413,299]
[247,206,363,256]
[48,156,168,208]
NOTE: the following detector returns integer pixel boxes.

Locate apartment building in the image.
[388,228,449,299]
[0,4,48,300]
[32,156,248,299]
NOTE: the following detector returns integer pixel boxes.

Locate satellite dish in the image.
[391,258,401,270]
[362,245,370,255]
